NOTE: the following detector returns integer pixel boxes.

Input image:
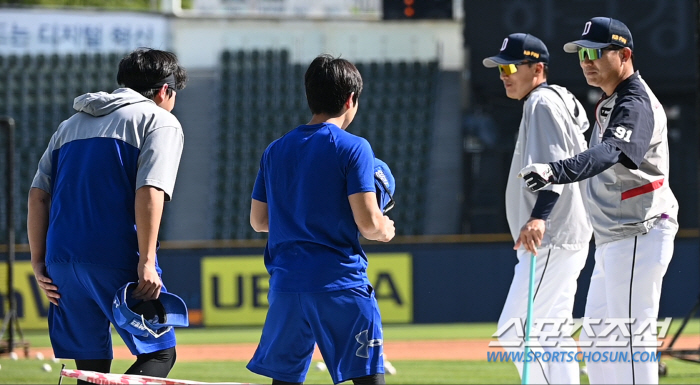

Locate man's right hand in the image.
[32,262,60,306]
[133,262,162,301]
[514,218,546,255]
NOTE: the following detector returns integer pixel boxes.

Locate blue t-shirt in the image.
[252,122,376,292]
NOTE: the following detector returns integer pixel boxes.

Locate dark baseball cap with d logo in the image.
[482,33,549,68]
[564,17,634,52]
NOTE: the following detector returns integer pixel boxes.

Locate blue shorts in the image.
[247,285,384,384]
[47,263,177,359]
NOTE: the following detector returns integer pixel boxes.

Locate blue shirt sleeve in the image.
[251,154,267,202]
[345,137,375,196]
[530,190,560,220]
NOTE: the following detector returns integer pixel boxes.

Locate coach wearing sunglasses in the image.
[482,33,592,384]
[519,17,678,385]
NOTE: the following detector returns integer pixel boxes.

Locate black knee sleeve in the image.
[75,359,112,385]
[271,379,302,385]
[125,346,176,378]
[352,373,386,385]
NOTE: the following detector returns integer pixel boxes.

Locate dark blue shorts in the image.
[47,263,177,359]
[247,285,384,384]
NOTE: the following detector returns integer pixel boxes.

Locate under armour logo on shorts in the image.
[355,330,383,358]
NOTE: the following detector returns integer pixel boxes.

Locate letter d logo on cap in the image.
[500,38,509,51]
[582,21,592,36]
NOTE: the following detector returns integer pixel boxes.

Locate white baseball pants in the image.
[498,247,589,384]
[579,218,677,384]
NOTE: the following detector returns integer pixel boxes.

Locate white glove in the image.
[518,163,554,191]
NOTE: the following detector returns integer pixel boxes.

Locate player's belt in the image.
[621,179,664,200]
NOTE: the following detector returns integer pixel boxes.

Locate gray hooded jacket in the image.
[32,88,184,201]
[505,84,593,249]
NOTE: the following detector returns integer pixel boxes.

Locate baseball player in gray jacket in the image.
[484,33,592,384]
[520,18,678,384]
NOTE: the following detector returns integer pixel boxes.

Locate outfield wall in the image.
[3,237,698,329]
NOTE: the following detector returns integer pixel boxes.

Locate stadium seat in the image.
[209,52,438,238]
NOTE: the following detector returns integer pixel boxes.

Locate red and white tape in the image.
[60,369,247,385]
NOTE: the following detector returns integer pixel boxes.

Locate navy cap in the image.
[374,158,395,214]
[564,17,633,53]
[483,33,549,68]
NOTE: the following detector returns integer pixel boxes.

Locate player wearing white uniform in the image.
[483,33,592,384]
[519,18,679,385]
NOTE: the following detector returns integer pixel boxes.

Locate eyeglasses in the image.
[578,47,604,62]
[374,174,395,214]
[578,46,623,62]
[497,64,517,76]
[497,62,532,76]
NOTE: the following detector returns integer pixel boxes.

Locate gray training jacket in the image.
[586,72,678,245]
[505,84,593,250]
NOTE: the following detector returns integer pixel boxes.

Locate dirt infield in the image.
[29,335,700,362]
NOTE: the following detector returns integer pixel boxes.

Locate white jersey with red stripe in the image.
[587,72,678,245]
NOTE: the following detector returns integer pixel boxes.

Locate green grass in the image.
[384,322,499,340]
[3,320,700,384]
[168,360,522,384]
[3,357,700,384]
[22,317,700,346]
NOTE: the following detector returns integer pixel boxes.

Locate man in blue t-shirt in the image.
[248,54,395,385]
[27,48,187,382]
